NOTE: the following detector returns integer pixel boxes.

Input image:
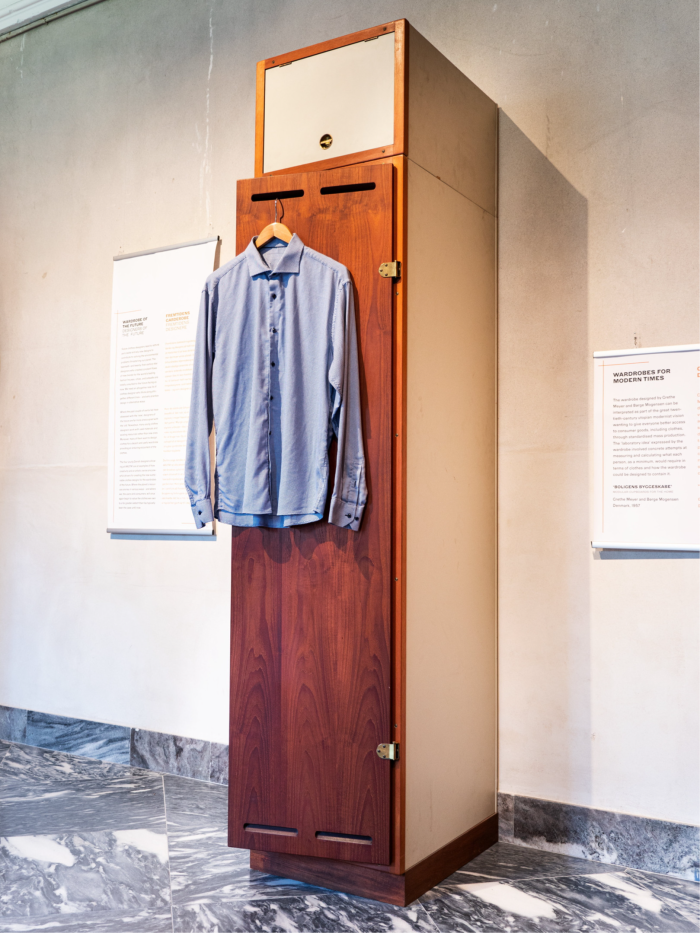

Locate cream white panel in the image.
[404,160,497,869]
[263,32,395,173]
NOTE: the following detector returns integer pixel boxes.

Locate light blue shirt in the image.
[185,234,366,531]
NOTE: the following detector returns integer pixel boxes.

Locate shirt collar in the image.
[244,233,304,277]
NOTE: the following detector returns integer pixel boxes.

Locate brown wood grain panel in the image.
[229,164,394,864]
[259,146,401,179]
[361,155,407,874]
[251,849,405,904]
[254,61,265,177]
[393,21,407,157]
[259,21,397,70]
[250,813,498,906]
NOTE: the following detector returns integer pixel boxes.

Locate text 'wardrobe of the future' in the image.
[228,20,498,906]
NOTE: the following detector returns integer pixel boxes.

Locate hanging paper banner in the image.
[592,343,700,550]
[107,238,218,534]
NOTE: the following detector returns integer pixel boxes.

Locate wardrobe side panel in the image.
[407,24,497,215]
[404,160,497,870]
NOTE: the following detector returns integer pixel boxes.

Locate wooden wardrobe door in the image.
[229,163,394,864]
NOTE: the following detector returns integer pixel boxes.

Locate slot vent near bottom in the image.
[244,823,298,837]
[316,830,373,845]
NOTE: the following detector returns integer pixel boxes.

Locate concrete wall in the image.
[0,0,92,36]
[0,1,697,824]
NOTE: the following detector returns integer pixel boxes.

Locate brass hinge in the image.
[378,261,401,279]
[376,743,399,761]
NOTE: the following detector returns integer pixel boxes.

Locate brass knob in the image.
[319,134,333,150]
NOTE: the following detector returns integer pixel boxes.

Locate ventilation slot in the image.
[320,182,376,196]
[251,189,304,202]
[244,823,298,837]
[316,830,373,845]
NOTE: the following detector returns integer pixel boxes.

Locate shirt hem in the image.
[216,509,322,528]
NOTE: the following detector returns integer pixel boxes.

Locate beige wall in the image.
[0,1,697,823]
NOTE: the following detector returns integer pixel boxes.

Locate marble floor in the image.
[0,739,697,932]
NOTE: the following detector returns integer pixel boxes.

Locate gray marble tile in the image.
[0,907,173,931]
[0,745,165,836]
[0,742,138,785]
[132,729,211,780]
[164,775,332,904]
[514,795,700,879]
[164,774,228,835]
[443,841,621,885]
[25,711,131,765]
[0,707,27,744]
[526,872,700,931]
[169,834,333,904]
[497,792,513,842]
[2,738,694,933]
[173,891,437,932]
[210,741,229,785]
[421,871,699,932]
[621,868,700,924]
[0,828,171,921]
[414,897,551,932]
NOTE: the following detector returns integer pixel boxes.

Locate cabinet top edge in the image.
[257,19,406,71]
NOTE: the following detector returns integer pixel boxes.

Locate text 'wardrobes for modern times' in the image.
[228,20,498,906]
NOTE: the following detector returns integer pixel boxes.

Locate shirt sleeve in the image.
[328,278,367,532]
[185,283,216,528]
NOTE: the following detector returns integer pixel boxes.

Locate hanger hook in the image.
[274,198,278,223]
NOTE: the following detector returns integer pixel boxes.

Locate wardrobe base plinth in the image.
[250,813,498,906]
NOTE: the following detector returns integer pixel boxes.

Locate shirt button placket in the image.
[268,278,277,454]
[267,277,273,449]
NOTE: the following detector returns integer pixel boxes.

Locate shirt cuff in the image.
[329,496,364,532]
[191,498,213,529]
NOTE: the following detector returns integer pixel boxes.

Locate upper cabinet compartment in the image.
[257,23,403,176]
[256,20,497,217]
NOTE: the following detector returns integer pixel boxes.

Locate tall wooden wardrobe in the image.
[228,20,498,906]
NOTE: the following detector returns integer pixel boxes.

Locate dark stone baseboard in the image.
[498,792,699,881]
[0,705,228,785]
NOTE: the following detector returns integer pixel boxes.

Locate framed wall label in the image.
[107,237,218,535]
[592,343,700,551]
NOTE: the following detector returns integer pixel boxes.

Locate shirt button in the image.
[270,396,274,400]
[272,328,277,333]
[269,431,272,435]
[271,361,275,366]
[271,294,277,299]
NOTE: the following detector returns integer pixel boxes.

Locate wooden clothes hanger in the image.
[255,198,293,247]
